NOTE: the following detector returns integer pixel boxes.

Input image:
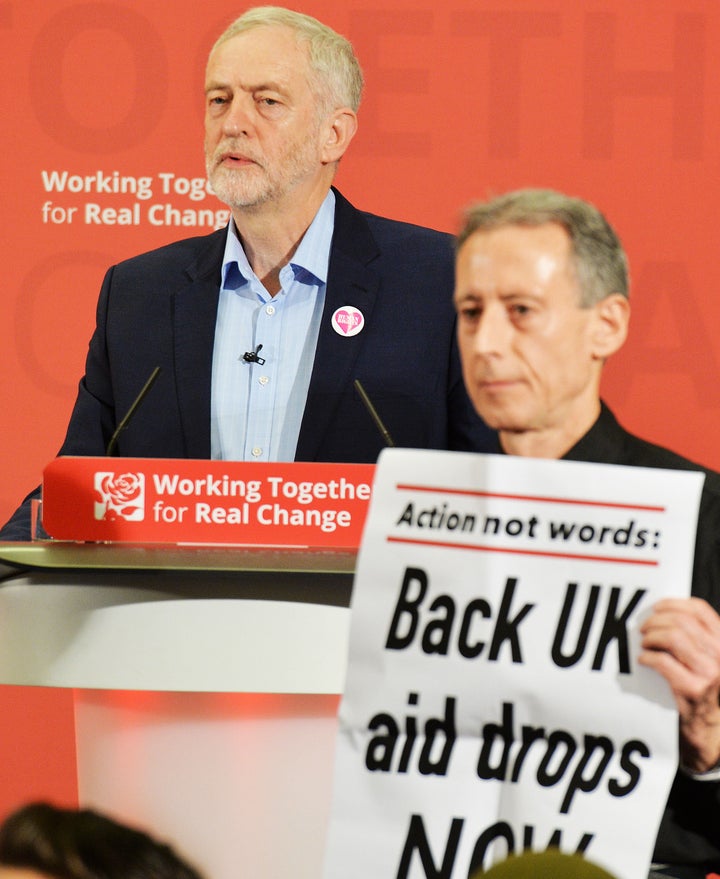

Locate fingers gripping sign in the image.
[639,596,720,772]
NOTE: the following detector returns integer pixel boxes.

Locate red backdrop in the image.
[2,0,720,822]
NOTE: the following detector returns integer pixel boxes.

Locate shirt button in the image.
[251,447,263,458]
[259,375,269,386]
[265,305,275,315]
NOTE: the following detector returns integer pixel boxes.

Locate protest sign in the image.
[322,449,704,879]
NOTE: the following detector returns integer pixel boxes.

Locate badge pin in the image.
[331,306,365,337]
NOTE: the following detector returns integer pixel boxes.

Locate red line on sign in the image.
[394,484,665,513]
[386,535,659,565]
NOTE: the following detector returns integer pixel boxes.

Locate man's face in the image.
[204,25,328,211]
[455,222,608,450]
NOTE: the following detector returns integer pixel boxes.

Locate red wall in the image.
[2,0,719,817]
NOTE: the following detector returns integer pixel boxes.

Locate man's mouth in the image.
[212,143,259,169]
[479,377,520,392]
[219,152,255,167]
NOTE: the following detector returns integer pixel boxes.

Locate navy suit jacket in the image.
[1,190,494,538]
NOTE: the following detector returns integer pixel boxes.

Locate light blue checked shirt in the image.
[210,190,334,462]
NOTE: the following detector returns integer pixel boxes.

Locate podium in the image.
[0,542,355,879]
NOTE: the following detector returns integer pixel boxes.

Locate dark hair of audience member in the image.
[0,802,204,879]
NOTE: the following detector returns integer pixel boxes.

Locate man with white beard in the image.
[1,6,493,540]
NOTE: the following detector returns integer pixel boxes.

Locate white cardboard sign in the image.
[322,449,704,879]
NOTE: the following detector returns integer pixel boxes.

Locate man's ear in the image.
[590,293,630,360]
[320,108,358,164]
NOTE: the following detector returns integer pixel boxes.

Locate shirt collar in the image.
[492,402,615,460]
[561,402,623,464]
[220,189,336,291]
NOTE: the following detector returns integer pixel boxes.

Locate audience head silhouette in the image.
[0,802,204,879]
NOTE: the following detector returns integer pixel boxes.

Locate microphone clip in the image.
[242,344,266,365]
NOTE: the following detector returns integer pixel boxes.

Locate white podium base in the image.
[75,690,342,879]
[0,553,355,879]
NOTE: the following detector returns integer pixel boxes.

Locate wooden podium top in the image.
[0,540,357,574]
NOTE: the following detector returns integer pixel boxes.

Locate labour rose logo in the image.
[94,472,145,522]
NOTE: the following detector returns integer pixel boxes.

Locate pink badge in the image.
[331,306,365,337]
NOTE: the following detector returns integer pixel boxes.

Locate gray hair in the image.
[211,6,364,114]
[457,189,629,306]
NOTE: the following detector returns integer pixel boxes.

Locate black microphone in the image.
[106,366,161,457]
[243,344,266,365]
[354,379,396,448]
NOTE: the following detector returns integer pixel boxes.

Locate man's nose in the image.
[473,304,510,356]
[222,95,254,136]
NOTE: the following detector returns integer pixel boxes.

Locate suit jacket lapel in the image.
[173,230,225,458]
[295,190,381,461]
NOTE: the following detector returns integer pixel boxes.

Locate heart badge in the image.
[331,306,365,337]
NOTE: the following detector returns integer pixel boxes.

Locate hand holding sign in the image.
[640,596,720,773]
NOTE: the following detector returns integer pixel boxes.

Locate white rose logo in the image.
[94,472,145,522]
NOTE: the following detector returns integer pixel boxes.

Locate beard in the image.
[205,131,323,211]
[206,148,271,209]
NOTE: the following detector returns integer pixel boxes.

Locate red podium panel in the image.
[42,457,374,547]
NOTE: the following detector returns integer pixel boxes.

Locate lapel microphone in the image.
[243,344,266,365]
